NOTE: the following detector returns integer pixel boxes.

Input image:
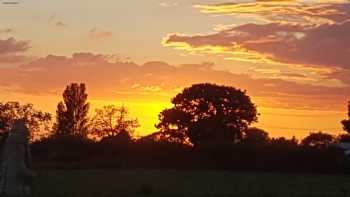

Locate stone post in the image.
[0,120,34,197]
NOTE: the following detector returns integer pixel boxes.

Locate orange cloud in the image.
[0,52,348,111]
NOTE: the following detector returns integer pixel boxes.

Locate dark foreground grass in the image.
[33,169,350,197]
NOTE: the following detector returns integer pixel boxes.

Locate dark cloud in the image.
[0,37,30,55]
[0,37,30,64]
[164,20,350,71]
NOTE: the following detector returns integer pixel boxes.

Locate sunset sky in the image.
[0,0,349,138]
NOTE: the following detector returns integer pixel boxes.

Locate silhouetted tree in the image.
[90,105,139,139]
[53,83,90,138]
[155,108,191,144]
[242,127,270,145]
[136,131,163,143]
[270,136,298,148]
[301,132,335,149]
[341,101,350,134]
[0,101,51,140]
[100,129,133,146]
[337,134,350,143]
[156,83,258,147]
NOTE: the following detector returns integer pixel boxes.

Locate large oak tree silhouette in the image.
[156,83,258,147]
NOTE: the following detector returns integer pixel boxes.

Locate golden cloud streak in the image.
[162,33,273,63]
[194,1,349,26]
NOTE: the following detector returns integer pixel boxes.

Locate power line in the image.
[262,112,344,117]
[259,124,342,132]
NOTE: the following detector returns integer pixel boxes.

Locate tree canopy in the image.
[90,105,139,139]
[301,132,335,148]
[0,101,51,140]
[242,127,270,145]
[156,83,258,146]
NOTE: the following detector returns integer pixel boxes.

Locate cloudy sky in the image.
[0,0,349,138]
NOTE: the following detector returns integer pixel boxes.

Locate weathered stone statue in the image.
[0,120,34,197]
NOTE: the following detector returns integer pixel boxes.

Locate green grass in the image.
[33,169,350,197]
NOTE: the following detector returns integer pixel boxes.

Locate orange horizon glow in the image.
[0,89,346,140]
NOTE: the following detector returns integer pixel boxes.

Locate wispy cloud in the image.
[195,0,350,26]
[0,28,13,33]
[55,21,67,28]
[89,28,113,39]
[160,1,179,7]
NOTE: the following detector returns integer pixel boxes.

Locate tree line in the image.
[1,82,350,172]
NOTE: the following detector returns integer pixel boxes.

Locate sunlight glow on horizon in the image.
[0,90,345,139]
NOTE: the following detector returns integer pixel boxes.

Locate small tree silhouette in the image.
[243,127,270,145]
[341,101,350,134]
[90,105,139,139]
[301,132,335,148]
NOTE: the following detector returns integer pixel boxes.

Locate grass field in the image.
[33,170,350,197]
